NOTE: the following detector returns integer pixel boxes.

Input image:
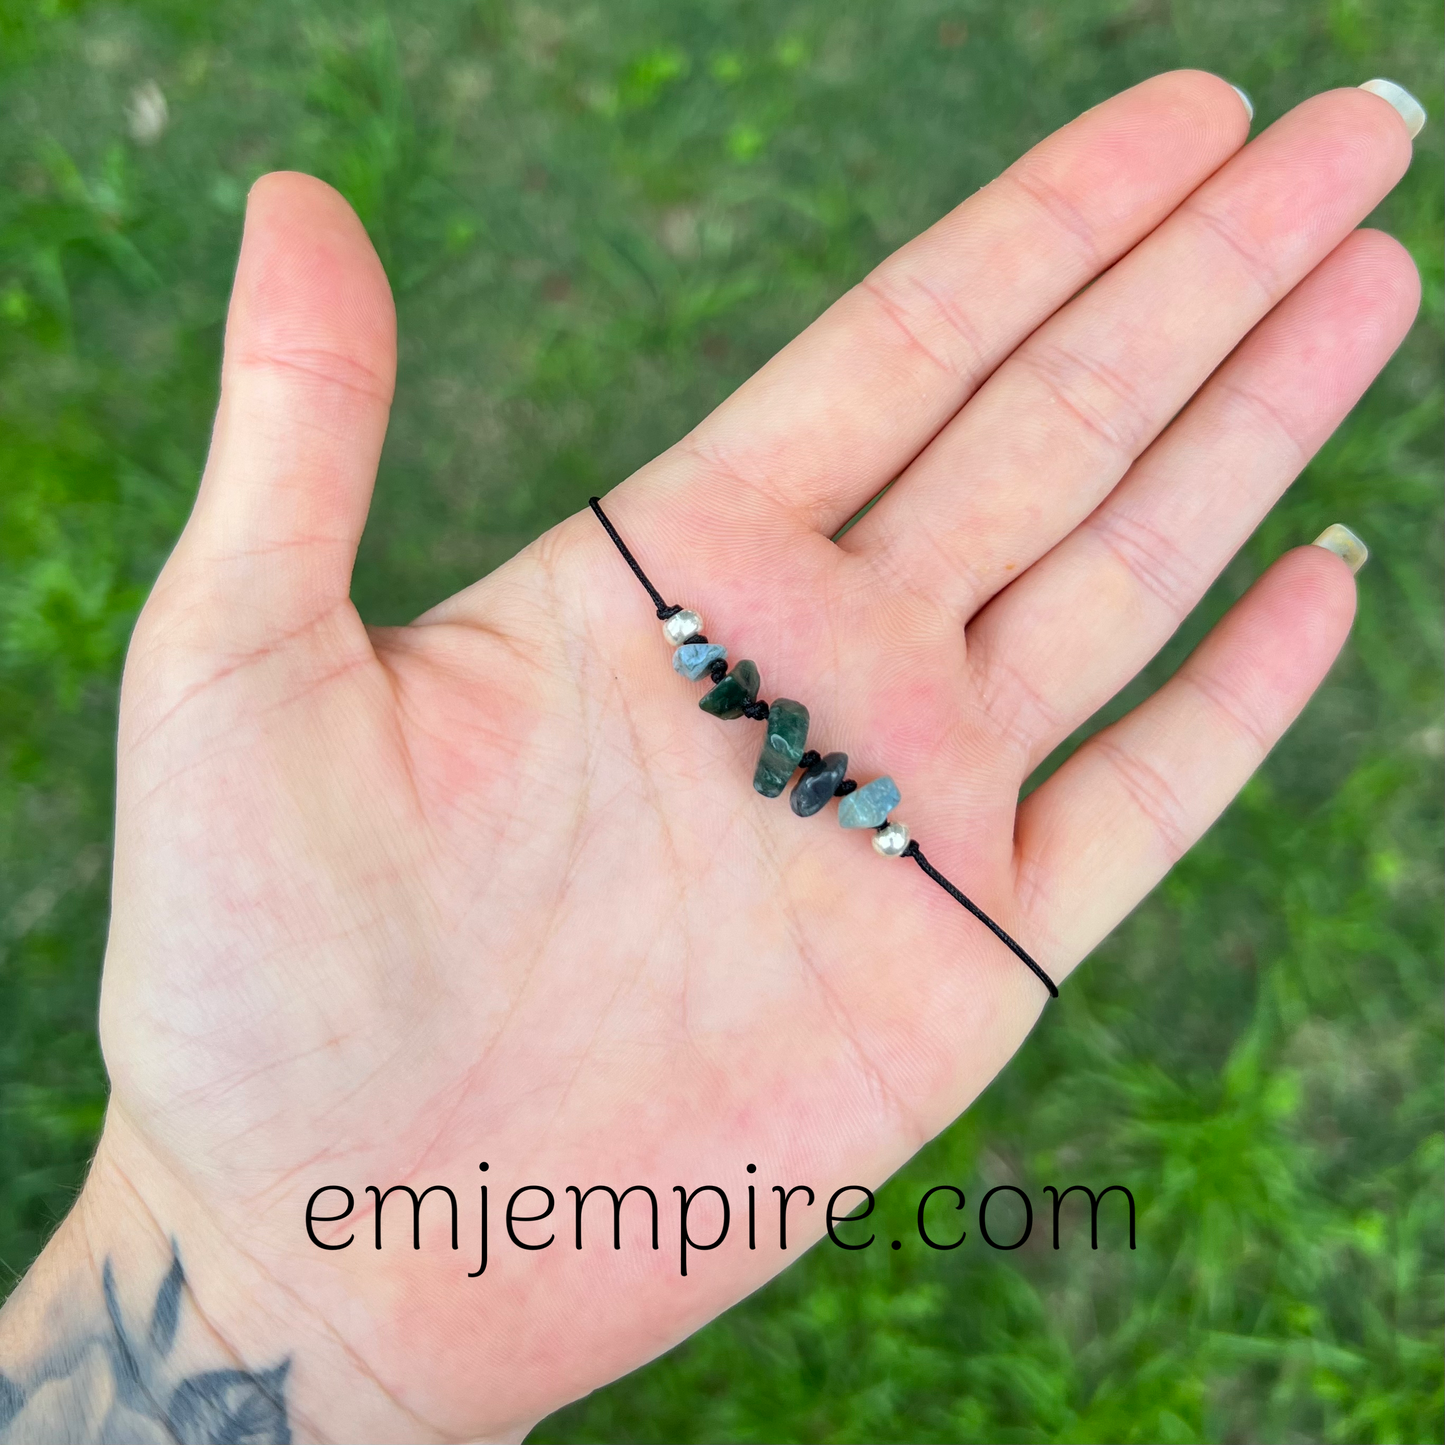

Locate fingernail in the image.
[1229,84,1253,122]
[1359,79,1426,139]
[1312,523,1369,574]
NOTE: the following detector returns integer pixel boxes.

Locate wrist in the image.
[0,1115,466,1445]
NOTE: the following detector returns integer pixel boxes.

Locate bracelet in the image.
[589,496,1059,999]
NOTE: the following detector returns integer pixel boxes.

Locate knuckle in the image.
[1018,339,1157,459]
[1003,164,1106,273]
[1095,734,1195,861]
[229,344,395,407]
[1183,202,1282,306]
[1182,669,1273,756]
[1089,506,1200,616]
[857,271,985,383]
[1211,378,1311,468]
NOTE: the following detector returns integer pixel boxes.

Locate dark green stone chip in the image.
[752,699,810,797]
[699,659,760,719]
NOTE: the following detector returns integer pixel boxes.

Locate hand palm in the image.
[92,73,1416,1443]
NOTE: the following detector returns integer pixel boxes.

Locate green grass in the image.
[1,1,1440,1440]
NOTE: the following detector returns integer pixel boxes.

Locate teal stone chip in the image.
[699,659,760,719]
[752,699,810,797]
[673,642,727,680]
[838,776,900,829]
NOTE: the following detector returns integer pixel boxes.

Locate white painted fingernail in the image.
[1229,84,1253,122]
[1312,524,1369,574]
[1359,79,1426,138]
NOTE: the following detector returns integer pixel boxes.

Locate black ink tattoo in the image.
[0,1245,290,1444]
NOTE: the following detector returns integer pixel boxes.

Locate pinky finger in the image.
[1013,541,1360,976]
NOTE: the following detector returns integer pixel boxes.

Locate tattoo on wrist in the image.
[0,1246,291,1444]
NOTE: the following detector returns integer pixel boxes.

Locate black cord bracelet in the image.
[588,496,1059,999]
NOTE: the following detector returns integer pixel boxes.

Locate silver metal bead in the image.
[662,609,703,645]
[872,820,910,857]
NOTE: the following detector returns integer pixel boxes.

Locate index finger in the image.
[640,70,1252,534]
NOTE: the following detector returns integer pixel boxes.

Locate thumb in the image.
[173,171,396,643]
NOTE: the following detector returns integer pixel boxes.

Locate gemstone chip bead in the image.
[790,751,849,817]
[699,660,760,719]
[752,699,810,798]
[838,776,900,829]
[672,642,727,680]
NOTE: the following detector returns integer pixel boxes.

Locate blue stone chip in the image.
[672,642,727,680]
[838,776,900,829]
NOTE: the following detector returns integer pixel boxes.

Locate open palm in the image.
[89,73,1417,1443]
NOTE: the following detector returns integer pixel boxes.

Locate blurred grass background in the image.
[0,0,1440,1440]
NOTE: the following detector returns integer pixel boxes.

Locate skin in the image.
[0,70,1422,1444]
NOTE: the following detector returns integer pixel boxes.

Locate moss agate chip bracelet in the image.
[590,496,1059,999]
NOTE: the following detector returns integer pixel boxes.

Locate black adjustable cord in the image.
[901,842,1058,997]
[587,494,1059,999]
[588,496,681,619]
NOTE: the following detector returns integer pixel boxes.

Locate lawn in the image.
[0,1,1440,1440]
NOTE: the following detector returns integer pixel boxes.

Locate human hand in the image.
[0,72,1421,1444]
